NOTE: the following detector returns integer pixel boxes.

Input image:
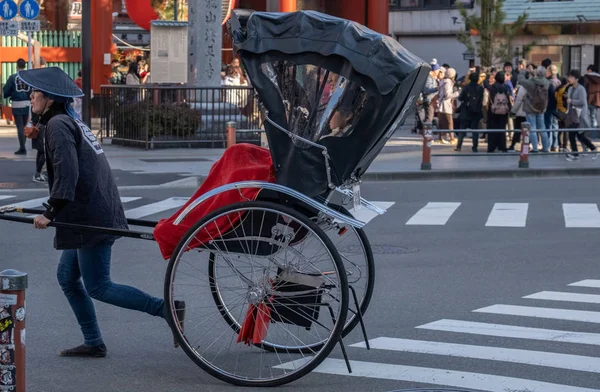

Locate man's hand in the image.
[33,215,51,229]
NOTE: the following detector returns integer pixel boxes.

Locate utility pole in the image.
[480,0,493,67]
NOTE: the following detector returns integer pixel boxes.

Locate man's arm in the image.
[2,75,14,99]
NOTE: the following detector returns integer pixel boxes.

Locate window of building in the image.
[390,0,474,10]
[570,46,582,72]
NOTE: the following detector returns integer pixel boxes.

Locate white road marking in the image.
[0,197,48,209]
[124,197,189,219]
[0,196,16,201]
[348,202,395,224]
[524,291,600,304]
[416,319,600,345]
[485,202,528,227]
[120,197,142,203]
[474,304,600,323]
[562,203,600,228]
[569,280,600,288]
[406,202,461,225]
[350,337,600,373]
[275,358,600,392]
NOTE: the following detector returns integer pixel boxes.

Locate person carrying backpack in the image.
[456,71,484,152]
[518,65,550,152]
[486,71,512,152]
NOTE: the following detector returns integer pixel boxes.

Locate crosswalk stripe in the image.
[474,304,600,323]
[0,197,48,210]
[17,196,142,218]
[569,280,600,288]
[347,202,395,225]
[275,358,600,392]
[524,291,600,304]
[0,196,15,201]
[350,337,600,373]
[562,203,600,228]
[120,197,142,203]
[124,197,189,219]
[416,319,600,345]
[406,202,461,225]
[485,203,528,227]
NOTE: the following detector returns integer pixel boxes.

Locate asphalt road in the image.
[1,177,600,392]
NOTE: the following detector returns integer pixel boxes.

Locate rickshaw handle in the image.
[0,208,156,241]
[16,207,158,228]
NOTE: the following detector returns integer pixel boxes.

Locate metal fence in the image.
[99,85,263,149]
[0,30,82,47]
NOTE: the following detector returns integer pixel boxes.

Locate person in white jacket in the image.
[436,68,459,143]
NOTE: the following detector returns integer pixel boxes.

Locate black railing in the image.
[389,0,475,10]
[99,85,263,149]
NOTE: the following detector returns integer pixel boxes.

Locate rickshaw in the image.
[0,9,429,388]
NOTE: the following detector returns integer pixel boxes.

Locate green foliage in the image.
[456,0,531,67]
[152,0,188,21]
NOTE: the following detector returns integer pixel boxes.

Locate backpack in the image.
[491,88,510,115]
[530,83,548,113]
[466,88,482,114]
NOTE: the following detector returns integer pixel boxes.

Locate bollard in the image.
[421,122,433,170]
[226,121,237,149]
[519,122,531,169]
[0,270,27,392]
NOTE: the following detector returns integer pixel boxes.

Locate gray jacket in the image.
[517,71,549,114]
[42,112,128,249]
[568,83,591,129]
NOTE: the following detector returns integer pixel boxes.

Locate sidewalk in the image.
[1,126,599,181]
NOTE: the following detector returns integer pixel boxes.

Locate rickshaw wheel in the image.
[164,201,349,387]
[207,218,374,354]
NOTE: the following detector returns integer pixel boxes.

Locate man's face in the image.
[504,65,512,74]
[567,75,576,85]
[30,90,51,115]
[518,62,526,71]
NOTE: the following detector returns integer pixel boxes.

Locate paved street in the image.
[1,176,600,391]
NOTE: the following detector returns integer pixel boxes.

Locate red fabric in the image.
[124,0,159,31]
[236,303,271,346]
[153,143,275,260]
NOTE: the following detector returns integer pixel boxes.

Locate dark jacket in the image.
[546,78,557,113]
[487,83,512,127]
[2,73,31,116]
[458,81,484,121]
[40,107,127,249]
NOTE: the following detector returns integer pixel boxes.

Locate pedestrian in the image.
[486,71,512,152]
[437,67,459,144]
[18,66,185,358]
[2,59,30,155]
[518,65,550,152]
[456,71,484,152]
[508,83,528,151]
[565,69,598,161]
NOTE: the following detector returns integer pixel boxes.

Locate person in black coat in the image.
[20,67,184,358]
[456,71,484,152]
[487,71,512,152]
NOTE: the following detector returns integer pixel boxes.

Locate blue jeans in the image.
[57,240,165,346]
[526,113,549,152]
[544,111,559,149]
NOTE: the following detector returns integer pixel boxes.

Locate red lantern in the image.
[125,0,159,31]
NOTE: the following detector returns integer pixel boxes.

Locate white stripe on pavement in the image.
[416,319,600,345]
[124,197,189,219]
[0,196,16,201]
[350,337,600,373]
[474,304,600,323]
[524,291,600,304]
[120,197,142,203]
[406,202,461,225]
[274,358,600,392]
[0,197,48,209]
[485,203,528,227]
[348,202,395,225]
[562,203,600,228]
[569,280,600,288]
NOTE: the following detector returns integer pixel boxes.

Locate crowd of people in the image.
[415,58,600,160]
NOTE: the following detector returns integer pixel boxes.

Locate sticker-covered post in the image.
[0,269,27,392]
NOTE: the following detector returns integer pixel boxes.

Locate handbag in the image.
[565,105,580,128]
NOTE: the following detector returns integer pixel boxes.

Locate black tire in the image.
[164,200,349,387]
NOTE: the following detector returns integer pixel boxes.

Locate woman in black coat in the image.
[486,71,512,152]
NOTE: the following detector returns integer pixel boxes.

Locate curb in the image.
[362,167,600,181]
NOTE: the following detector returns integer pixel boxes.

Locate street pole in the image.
[27,32,32,70]
[174,0,178,21]
[81,0,92,126]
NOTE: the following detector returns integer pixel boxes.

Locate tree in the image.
[151,0,188,21]
[456,0,531,67]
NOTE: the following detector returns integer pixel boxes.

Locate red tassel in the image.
[252,303,271,344]
[237,304,257,345]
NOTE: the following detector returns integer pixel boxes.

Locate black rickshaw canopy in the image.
[229,10,431,197]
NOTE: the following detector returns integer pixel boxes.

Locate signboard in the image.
[19,0,39,20]
[19,20,39,32]
[150,23,188,83]
[0,0,17,20]
[67,0,82,30]
[0,20,17,36]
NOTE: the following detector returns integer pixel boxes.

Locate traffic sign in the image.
[19,0,39,20]
[0,20,18,36]
[19,19,39,31]
[0,0,18,20]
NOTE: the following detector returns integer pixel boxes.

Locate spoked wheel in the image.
[164,201,349,387]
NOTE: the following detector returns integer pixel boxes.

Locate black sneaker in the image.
[172,300,186,348]
[14,149,26,155]
[60,343,107,358]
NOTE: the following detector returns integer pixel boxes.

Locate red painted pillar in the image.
[367,0,389,35]
[91,0,113,95]
[280,0,296,12]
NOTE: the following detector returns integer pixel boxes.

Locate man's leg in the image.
[526,113,539,151]
[537,114,549,152]
[13,114,27,153]
[57,250,104,348]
